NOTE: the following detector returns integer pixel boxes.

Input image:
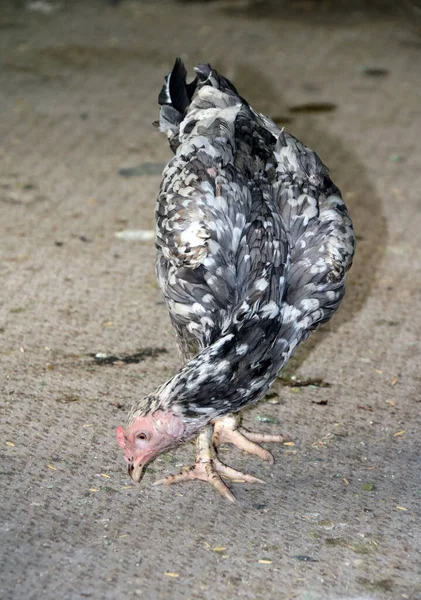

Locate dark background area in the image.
[0,1,420,599]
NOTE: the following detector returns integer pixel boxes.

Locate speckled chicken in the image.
[116,59,355,501]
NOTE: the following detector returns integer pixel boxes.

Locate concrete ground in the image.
[1,1,420,599]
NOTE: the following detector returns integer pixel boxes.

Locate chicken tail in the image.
[158,59,239,151]
[158,57,198,114]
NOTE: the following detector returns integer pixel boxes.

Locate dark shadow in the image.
[89,347,167,365]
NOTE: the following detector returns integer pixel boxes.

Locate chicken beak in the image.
[128,461,144,483]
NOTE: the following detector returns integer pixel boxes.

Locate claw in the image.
[152,424,269,502]
[151,414,287,502]
[212,413,290,464]
[154,458,236,502]
[214,460,265,484]
[241,430,291,444]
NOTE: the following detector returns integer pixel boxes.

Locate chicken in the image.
[116,59,355,501]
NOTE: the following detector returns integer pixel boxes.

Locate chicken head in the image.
[115,410,187,482]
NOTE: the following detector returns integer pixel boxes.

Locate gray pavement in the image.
[0,1,420,599]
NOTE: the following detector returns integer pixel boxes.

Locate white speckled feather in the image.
[129,60,355,424]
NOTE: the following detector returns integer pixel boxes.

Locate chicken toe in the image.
[212,413,290,464]
[153,424,264,502]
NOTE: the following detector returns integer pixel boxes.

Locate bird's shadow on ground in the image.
[224,62,388,376]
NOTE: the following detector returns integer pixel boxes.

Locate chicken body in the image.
[116,60,355,499]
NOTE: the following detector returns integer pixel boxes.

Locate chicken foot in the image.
[212,413,290,464]
[153,424,264,502]
[153,413,289,501]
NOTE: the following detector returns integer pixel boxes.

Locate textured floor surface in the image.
[1,1,420,599]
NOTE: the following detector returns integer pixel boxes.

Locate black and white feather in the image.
[129,60,355,425]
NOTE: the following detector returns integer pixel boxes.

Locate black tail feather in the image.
[157,59,241,152]
[158,58,198,114]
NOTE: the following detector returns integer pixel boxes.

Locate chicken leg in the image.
[153,424,264,502]
[153,413,289,501]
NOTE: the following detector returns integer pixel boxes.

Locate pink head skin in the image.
[115,410,187,482]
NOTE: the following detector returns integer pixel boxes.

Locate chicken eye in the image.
[136,432,149,441]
